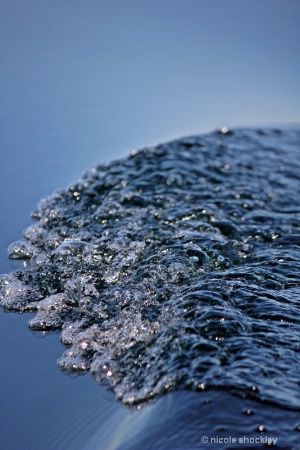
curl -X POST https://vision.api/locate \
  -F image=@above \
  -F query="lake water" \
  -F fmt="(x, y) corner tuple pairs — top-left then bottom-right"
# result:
(0, 1), (300, 449)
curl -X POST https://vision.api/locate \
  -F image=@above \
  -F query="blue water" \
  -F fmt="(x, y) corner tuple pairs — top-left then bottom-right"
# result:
(2, 127), (300, 450)
(0, 1), (300, 449)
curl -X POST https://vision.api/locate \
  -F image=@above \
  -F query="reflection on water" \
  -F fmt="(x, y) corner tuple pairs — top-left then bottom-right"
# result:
(1, 128), (300, 449)
(1, 1), (300, 449)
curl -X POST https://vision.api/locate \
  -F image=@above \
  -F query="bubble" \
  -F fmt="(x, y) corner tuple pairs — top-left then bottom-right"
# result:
(1, 128), (300, 409)
(28, 293), (67, 330)
(54, 240), (88, 256)
(0, 275), (39, 311)
(8, 240), (37, 259)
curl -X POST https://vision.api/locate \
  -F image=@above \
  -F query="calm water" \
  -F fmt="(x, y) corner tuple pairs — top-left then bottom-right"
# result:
(1, 1), (300, 449)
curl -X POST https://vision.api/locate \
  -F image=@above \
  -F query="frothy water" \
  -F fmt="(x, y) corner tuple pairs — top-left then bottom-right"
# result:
(1, 128), (300, 414)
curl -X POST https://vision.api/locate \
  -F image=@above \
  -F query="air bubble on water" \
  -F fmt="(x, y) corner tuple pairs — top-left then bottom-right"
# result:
(28, 293), (67, 330)
(1, 128), (300, 409)
(54, 240), (88, 256)
(8, 240), (37, 259)
(0, 275), (37, 310)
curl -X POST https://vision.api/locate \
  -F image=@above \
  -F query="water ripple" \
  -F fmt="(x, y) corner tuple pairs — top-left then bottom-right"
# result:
(1, 127), (299, 410)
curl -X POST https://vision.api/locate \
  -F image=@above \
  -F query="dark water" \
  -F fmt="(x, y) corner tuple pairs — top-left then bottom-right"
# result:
(1, 1), (300, 449)
(1, 128), (300, 448)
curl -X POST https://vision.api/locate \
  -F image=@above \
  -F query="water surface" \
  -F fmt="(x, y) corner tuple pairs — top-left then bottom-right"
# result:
(1, 128), (300, 449)
(1, 1), (300, 449)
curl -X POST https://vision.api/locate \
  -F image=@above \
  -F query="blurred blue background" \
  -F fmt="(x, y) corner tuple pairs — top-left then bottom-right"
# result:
(0, 1), (299, 448)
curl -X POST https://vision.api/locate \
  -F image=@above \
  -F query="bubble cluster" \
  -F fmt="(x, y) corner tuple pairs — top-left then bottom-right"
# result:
(1, 128), (300, 408)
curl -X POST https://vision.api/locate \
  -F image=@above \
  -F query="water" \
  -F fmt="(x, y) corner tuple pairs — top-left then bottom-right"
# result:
(1, 1), (300, 449)
(1, 127), (300, 449)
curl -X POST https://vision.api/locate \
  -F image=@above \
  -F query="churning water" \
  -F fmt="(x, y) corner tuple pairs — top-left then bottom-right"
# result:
(1, 128), (300, 446)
